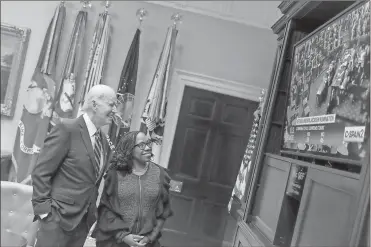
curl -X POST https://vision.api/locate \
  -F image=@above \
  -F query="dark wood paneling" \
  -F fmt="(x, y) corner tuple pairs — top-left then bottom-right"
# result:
(222, 104), (250, 126)
(291, 167), (359, 246)
(178, 128), (209, 179)
(209, 133), (244, 186)
(237, 2), (369, 247)
(358, 203), (370, 247)
(251, 156), (291, 243)
(189, 97), (216, 119)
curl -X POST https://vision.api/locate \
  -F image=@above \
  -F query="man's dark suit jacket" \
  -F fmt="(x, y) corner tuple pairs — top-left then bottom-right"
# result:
(31, 115), (111, 231)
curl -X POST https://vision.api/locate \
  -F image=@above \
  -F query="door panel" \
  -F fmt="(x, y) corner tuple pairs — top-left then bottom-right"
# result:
(222, 104), (251, 126)
(209, 133), (245, 187)
(163, 86), (258, 246)
(251, 156), (291, 242)
(189, 97), (216, 119)
(178, 128), (209, 179)
(291, 167), (359, 247)
(200, 200), (229, 240)
(165, 194), (195, 234)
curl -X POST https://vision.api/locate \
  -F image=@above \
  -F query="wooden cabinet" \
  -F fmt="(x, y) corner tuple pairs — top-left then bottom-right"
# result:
(291, 167), (360, 246)
(250, 155), (290, 243)
(233, 3), (369, 246)
(359, 203), (370, 247)
(234, 222), (266, 247)
(234, 153), (368, 247)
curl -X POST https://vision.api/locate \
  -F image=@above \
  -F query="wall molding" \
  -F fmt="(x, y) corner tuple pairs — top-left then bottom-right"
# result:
(160, 69), (264, 168)
(145, 1), (277, 30)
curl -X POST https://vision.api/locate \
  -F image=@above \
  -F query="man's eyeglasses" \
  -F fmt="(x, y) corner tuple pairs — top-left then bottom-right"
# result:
(134, 140), (153, 150)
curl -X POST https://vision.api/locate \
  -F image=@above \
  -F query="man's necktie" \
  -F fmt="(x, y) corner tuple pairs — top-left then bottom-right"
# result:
(94, 131), (103, 177)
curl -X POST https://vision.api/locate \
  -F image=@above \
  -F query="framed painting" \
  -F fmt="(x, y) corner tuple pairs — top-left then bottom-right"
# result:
(282, 1), (370, 163)
(1, 23), (30, 117)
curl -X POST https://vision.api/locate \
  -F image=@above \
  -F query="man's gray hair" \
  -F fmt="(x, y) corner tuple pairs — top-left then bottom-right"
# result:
(81, 84), (116, 112)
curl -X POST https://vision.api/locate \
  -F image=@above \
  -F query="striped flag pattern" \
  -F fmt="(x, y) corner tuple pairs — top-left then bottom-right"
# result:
(228, 90), (266, 212)
(77, 12), (111, 116)
(140, 26), (178, 164)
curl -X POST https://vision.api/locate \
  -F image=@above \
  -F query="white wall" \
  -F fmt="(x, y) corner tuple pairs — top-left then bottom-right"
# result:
(1, 1), (278, 153)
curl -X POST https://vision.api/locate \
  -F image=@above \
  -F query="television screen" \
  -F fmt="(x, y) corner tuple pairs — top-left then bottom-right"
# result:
(283, 2), (370, 162)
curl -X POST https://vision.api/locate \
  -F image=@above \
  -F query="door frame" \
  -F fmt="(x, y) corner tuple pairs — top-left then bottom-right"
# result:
(160, 69), (264, 169)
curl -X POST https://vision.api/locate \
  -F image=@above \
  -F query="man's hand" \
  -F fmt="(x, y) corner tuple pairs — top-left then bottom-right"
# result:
(31, 123), (69, 216)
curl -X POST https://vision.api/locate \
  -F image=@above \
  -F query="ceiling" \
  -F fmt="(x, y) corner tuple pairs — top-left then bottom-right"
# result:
(146, 1), (283, 30)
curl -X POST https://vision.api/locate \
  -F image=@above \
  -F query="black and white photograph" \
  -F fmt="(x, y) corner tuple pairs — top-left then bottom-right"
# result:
(0, 2), (370, 247)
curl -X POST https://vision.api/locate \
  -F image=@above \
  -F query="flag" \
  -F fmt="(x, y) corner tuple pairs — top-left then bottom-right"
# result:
(28, 9), (87, 178)
(77, 12), (111, 116)
(52, 9), (88, 126)
(140, 26), (178, 164)
(12, 3), (66, 182)
(228, 90), (266, 212)
(108, 28), (141, 150)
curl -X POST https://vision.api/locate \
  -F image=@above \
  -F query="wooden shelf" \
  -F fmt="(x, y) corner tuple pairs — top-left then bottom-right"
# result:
(280, 150), (363, 167)
(278, 89), (288, 94)
(271, 121), (284, 126)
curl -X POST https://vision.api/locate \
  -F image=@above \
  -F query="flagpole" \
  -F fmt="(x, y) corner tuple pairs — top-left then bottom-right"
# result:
(171, 12), (183, 30)
(139, 12), (182, 165)
(107, 8), (147, 155)
(136, 8), (148, 30)
(14, 2), (66, 181)
(104, 1), (111, 14)
(77, 1), (111, 116)
(159, 13), (182, 121)
(156, 13), (182, 163)
(227, 89), (266, 212)
(80, 0), (92, 9)
(50, 0), (89, 126)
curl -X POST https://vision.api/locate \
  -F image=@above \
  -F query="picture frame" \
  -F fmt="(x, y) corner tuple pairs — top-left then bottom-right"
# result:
(282, 1), (370, 163)
(1, 23), (30, 117)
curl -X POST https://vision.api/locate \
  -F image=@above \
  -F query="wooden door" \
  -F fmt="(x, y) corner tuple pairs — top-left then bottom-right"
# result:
(162, 86), (258, 246)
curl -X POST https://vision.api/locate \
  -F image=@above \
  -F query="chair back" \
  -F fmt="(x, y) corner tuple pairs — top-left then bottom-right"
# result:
(1, 181), (39, 246)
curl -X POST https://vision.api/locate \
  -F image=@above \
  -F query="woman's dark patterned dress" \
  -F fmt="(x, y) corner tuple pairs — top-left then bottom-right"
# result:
(93, 163), (173, 247)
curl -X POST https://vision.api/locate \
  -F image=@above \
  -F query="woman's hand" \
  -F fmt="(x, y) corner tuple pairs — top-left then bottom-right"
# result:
(122, 234), (146, 246)
(138, 236), (150, 245)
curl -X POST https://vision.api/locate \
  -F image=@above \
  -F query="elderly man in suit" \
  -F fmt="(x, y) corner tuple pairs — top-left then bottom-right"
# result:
(31, 84), (117, 247)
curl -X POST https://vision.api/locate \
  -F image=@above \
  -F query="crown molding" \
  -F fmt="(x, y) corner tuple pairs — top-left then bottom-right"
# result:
(271, 1), (324, 35)
(160, 69), (264, 168)
(278, 0), (298, 15)
(145, 1), (277, 30)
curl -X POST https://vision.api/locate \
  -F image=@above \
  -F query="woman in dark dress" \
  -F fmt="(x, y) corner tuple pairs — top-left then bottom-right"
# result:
(92, 131), (173, 247)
